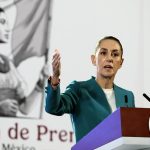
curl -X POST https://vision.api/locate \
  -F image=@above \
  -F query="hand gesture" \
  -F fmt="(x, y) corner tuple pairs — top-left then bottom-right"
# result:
(52, 49), (61, 78)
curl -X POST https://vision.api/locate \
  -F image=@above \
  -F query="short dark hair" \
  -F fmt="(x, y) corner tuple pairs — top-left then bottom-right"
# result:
(95, 36), (123, 57)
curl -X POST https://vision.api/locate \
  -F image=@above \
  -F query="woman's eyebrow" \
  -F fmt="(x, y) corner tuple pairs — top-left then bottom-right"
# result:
(100, 48), (108, 51)
(112, 49), (119, 52)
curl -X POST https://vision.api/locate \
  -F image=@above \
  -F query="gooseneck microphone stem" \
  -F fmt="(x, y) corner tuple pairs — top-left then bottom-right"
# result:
(124, 95), (128, 108)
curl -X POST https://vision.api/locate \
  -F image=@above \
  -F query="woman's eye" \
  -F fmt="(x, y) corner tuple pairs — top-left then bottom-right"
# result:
(112, 53), (119, 57)
(100, 51), (106, 55)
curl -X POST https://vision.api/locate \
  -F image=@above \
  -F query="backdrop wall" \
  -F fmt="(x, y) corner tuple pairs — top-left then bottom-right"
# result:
(1, 0), (150, 150)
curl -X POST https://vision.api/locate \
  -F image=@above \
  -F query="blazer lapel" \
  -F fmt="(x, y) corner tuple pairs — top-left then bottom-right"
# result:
(113, 84), (125, 108)
(90, 77), (112, 114)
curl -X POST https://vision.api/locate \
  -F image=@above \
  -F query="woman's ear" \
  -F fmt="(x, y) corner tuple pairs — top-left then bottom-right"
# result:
(119, 58), (124, 69)
(120, 58), (124, 66)
(91, 55), (96, 66)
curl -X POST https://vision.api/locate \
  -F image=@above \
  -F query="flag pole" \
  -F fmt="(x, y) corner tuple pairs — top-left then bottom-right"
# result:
(39, 0), (54, 119)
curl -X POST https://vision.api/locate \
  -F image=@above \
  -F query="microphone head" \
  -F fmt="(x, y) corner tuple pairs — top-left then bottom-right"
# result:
(124, 95), (128, 103)
(143, 93), (150, 102)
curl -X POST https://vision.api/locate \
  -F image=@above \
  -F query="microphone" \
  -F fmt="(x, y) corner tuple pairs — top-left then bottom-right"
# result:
(124, 95), (128, 107)
(143, 93), (150, 132)
(143, 93), (150, 102)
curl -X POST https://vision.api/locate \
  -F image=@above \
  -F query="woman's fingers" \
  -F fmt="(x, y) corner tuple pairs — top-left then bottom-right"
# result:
(52, 49), (61, 77)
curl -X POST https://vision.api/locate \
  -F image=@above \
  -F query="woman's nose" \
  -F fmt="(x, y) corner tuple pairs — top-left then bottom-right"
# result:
(106, 54), (113, 62)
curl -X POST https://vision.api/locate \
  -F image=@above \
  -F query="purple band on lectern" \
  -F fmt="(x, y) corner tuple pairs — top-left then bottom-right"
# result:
(72, 108), (122, 150)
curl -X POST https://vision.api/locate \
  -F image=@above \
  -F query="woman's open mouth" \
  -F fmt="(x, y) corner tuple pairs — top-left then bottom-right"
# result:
(104, 65), (113, 69)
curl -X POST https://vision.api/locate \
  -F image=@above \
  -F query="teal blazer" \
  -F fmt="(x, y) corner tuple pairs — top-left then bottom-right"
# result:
(45, 76), (135, 142)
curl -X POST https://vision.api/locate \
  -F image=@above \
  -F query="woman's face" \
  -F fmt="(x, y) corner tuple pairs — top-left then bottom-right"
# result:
(91, 39), (123, 79)
(0, 11), (10, 43)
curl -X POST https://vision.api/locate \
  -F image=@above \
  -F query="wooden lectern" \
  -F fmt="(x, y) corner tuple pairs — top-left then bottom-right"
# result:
(71, 107), (150, 150)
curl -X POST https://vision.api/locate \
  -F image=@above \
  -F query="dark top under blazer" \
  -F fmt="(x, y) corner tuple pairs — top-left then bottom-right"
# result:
(45, 76), (135, 142)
